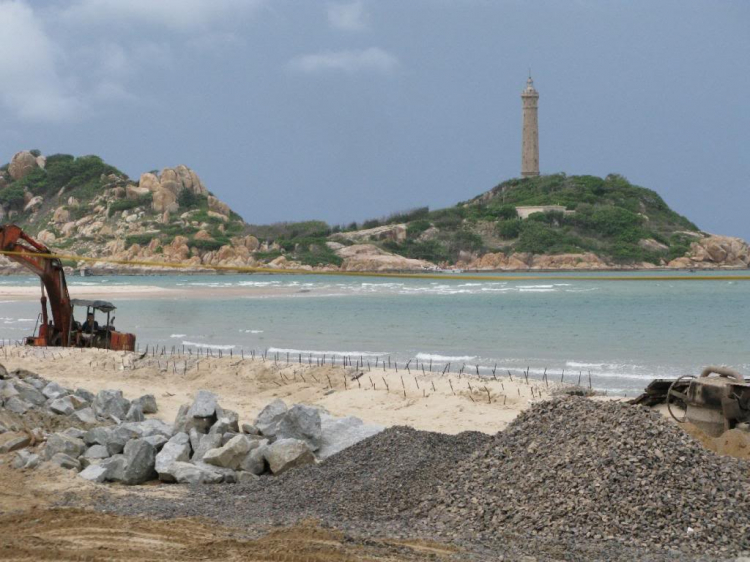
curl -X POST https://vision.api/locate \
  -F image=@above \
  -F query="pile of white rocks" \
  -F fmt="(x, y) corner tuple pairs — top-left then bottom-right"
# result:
(0, 364), (383, 485)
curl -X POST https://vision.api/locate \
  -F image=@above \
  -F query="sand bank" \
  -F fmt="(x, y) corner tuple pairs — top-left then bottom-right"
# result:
(0, 285), (169, 299)
(0, 346), (565, 434)
(0, 283), (345, 301)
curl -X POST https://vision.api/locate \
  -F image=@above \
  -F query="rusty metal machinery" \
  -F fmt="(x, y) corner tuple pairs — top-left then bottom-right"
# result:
(663, 367), (750, 437)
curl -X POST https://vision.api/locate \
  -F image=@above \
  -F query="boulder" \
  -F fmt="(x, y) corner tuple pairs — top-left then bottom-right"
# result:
(152, 188), (178, 213)
(11, 381), (45, 406)
(241, 423), (260, 435)
(0, 434), (31, 454)
(52, 207), (70, 223)
(317, 414), (384, 460)
(49, 396), (75, 416)
(221, 432), (240, 446)
(215, 405), (240, 428)
(126, 402), (145, 422)
(264, 438), (315, 475)
(84, 426), (112, 447)
(120, 439), (157, 485)
(44, 433), (85, 460)
(337, 244), (434, 272)
(8, 151), (39, 180)
(0, 380), (18, 399)
(193, 461), (237, 483)
(189, 427), (203, 452)
(203, 434), (255, 470)
(82, 445), (110, 460)
(62, 427), (86, 440)
(207, 195), (230, 217)
(79, 464), (108, 483)
(37, 230), (56, 244)
(42, 382), (69, 400)
(192, 432), (222, 462)
(237, 471), (260, 484)
(125, 185), (151, 200)
(143, 434), (168, 450)
(239, 439), (269, 475)
(24, 196), (43, 213)
(73, 407), (98, 425)
(132, 419), (173, 439)
(194, 229), (213, 241)
(189, 390), (219, 418)
(100, 455), (127, 481)
(93, 389), (130, 421)
(68, 395), (89, 410)
(50, 453), (81, 471)
(4, 396), (30, 414)
(74, 388), (95, 403)
(13, 450), (40, 470)
(167, 461), (223, 484)
(276, 404), (323, 451)
(139, 172), (160, 192)
(135, 394), (158, 414)
(105, 427), (137, 456)
(209, 416), (239, 436)
(155, 433), (191, 482)
(254, 399), (288, 438)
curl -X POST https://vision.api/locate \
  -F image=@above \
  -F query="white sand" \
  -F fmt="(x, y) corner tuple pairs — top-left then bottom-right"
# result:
(0, 285), (168, 298)
(0, 346), (567, 434)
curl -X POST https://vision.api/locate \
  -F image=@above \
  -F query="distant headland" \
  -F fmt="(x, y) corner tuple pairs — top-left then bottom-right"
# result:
(0, 149), (748, 274)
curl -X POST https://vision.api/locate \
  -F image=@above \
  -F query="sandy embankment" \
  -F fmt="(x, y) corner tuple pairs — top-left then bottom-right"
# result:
(0, 347), (560, 434)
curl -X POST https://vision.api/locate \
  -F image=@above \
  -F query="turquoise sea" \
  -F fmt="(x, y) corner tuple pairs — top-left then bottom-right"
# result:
(1, 271), (748, 396)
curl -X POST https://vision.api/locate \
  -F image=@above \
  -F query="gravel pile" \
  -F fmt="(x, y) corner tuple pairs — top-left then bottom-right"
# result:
(420, 397), (750, 557)
(186, 426), (491, 525)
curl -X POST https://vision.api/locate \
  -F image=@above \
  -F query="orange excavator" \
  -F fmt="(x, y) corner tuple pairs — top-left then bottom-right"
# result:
(0, 224), (136, 351)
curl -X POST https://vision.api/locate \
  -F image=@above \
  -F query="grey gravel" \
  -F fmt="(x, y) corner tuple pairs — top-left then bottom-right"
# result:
(96, 400), (750, 561)
(420, 397), (750, 558)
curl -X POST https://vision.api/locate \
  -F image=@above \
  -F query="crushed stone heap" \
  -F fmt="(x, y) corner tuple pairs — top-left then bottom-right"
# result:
(189, 426), (492, 525)
(420, 397), (750, 557)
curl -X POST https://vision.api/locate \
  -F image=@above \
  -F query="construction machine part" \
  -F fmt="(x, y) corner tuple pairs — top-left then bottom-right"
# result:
(666, 375), (696, 423)
(0, 224), (136, 351)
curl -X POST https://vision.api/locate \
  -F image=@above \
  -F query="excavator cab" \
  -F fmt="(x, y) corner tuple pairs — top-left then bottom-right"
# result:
(69, 299), (136, 351)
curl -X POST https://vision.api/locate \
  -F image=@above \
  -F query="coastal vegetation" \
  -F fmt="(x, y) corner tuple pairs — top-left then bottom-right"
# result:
(2, 149), (735, 270)
(335, 173), (701, 265)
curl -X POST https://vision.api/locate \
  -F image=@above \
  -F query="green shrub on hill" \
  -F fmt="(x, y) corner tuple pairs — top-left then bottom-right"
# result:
(108, 193), (153, 217)
(0, 185), (25, 210)
(125, 234), (155, 248)
(497, 219), (522, 239)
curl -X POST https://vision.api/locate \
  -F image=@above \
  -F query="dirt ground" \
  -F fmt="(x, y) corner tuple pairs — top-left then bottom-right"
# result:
(0, 462), (459, 562)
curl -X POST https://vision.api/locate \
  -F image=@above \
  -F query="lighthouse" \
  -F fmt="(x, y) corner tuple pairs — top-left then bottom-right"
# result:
(521, 74), (540, 177)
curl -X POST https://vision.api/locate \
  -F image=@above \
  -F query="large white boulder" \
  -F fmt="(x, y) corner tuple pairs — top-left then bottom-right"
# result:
(264, 438), (315, 475)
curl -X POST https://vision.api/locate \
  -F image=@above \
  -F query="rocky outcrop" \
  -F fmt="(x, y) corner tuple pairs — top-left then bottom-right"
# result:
(8, 151), (39, 180)
(140, 165), (210, 214)
(465, 251), (608, 271)
(337, 244), (435, 272)
(334, 224), (407, 244)
(667, 235), (750, 269)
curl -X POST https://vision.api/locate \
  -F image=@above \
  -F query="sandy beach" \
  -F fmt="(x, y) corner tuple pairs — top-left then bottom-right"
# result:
(0, 346), (552, 434)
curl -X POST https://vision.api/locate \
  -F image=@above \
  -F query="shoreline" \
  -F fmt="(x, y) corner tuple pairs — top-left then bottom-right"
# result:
(0, 347), (573, 434)
(2, 265), (749, 277)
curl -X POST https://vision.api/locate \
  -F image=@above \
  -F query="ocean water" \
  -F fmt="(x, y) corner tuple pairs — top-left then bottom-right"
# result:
(1, 271), (749, 396)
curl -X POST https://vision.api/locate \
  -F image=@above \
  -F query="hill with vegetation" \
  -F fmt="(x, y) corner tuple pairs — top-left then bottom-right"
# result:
(332, 173), (701, 266)
(1, 150), (747, 272)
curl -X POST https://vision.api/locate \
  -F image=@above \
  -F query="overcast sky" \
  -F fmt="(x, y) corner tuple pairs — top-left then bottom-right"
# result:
(1, 1), (748, 238)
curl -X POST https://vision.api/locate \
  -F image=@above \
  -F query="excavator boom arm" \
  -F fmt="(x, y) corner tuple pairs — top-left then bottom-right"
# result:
(0, 224), (72, 345)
